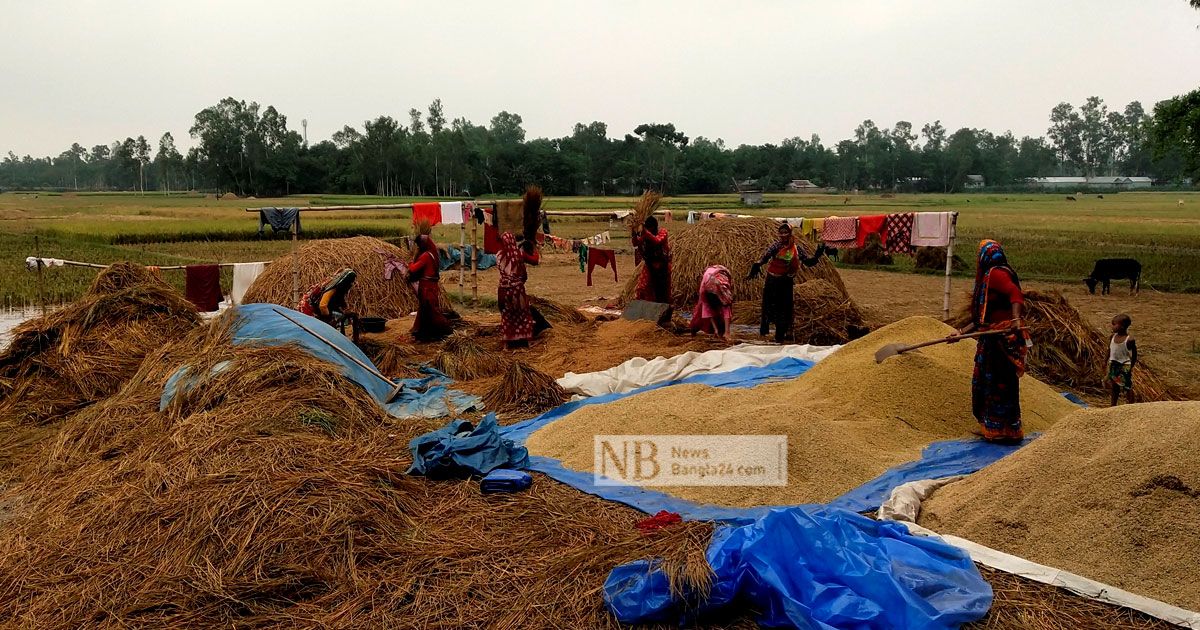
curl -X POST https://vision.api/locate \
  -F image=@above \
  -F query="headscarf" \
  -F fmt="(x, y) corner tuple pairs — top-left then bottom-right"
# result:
(644, 215), (659, 234)
(701, 265), (734, 305)
(324, 268), (356, 294)
(415, 234), (437, 255)
(971, 239), (1021, 326)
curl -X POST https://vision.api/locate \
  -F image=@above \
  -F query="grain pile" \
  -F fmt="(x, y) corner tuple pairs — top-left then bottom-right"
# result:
(242, 235), (450, 319)
(527, 317), (1076, 508)
(951, 290), (1176, 401)
(619, 217), (846, 309)
(732, 278), (869, 344)
(919, 401), (1200, 612)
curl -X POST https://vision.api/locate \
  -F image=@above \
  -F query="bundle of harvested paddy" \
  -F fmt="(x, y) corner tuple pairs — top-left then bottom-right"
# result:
(482, 360), (566, 416)
(528, 294), (587, 324)
(431, 331), (507, 380)
(915, 246), (967, 272)
(620, 217), (846, 309)
(0, 262), (200, 433)
(731, 278), (868, 345)
(0, 310), (719, 628)
(242, 235), (450, 320)
(357, 338), (420, 379)
(523, 185), (543, 242)
(626, 190), (663, 230)
(840, 233), (893, 266)
(919, 401), (1200, 612)
(950, 290), (1176, 401)
(527, 317), (1076, 509)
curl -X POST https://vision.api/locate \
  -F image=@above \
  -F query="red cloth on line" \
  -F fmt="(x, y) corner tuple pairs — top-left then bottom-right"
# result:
(636, 510), (682, 534)
(586, 247), (618, 286)
(856, 214), (887, 248)
(484, 224), (501, 254)
(412, 202), (441, 227)
(883, 213), (915, 254)
(184, 264), (222, 312)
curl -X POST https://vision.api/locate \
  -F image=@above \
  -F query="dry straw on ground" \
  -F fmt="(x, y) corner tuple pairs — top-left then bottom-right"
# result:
(431, 331), (507, 380)
(528, 295), (587, 324)
(528, 317), (1077, 508)
(732, 278), (868, 345)
(243, 235), (450, 319)
(920, 401), (1200, 612)
(482, 360), (566, 416)
(621, 217), (846, 309)
(951, 289), (1176, 401)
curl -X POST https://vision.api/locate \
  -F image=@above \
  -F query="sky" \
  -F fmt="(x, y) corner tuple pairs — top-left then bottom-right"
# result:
(2, 0), (1199, 157)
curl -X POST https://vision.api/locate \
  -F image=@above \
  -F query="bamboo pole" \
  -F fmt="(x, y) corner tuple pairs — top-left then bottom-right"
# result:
(458, 223), (465, 299)
(34, 236), (46, 317)
(23, 259), (268, 271)
(243, 201), (500, 213)
(943, 212), (958, 321)
(290, 220), (300, 307)
(471, 214), (479, 304)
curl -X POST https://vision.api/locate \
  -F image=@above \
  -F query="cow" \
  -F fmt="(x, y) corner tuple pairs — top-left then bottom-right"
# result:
(1066, 196), (1077, 201)
(1084, 259), (1141, 295)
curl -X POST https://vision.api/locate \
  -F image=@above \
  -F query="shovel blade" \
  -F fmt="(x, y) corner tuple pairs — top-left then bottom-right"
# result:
(385, 382), (405, 404)
(874, 343), (907, 364)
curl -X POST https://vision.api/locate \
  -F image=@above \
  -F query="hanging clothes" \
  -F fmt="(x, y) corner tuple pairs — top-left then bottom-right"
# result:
(230, 262), (266, 305)
(856, 214), (887, 248)
(586, 247), (618, 286)
(910, 212), (953, 247)
(412, 202), (441, 227)
(257, 207), (301, 235)
(184, 265), (222, 312)
(821, 216), (857, 248)
(884, 213), (916, 254)
(438, 201), (465, 225)
(483, 207), (501, 255)
(578, 244), (588, 272)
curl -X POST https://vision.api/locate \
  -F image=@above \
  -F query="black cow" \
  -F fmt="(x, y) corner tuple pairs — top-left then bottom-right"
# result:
(1084, 259), (1141, 295)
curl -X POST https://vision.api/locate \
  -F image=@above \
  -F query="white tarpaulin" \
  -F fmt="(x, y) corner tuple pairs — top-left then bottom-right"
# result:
(556, 343), (840, 398)
(880, 477), (1200, 628)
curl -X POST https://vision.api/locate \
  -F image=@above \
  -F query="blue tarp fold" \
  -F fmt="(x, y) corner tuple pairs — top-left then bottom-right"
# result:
(440, 244), (496, 271)
(407, 413), (530, 479)
(605, 506), (993, 629)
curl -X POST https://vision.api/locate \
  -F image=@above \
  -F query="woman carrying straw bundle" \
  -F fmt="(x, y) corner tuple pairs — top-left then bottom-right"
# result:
(405, 234), (452, 342)
(631, 215), (670, 303)
(690, 265), (734, 341)
(748, 222), (824, 343)
(950, 239), (1030, 443)
(496, 232), (547, 349)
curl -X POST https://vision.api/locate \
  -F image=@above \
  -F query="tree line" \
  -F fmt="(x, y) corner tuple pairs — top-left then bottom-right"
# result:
(2, 90), (1197, 197)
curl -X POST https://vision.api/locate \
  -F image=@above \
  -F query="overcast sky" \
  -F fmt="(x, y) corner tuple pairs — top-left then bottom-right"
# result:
(3, 0), (1198, 156)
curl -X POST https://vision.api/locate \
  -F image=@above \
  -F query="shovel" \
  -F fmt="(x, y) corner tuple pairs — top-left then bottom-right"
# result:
(874, 327), (1027, 364)
(272, 307), (406, 403)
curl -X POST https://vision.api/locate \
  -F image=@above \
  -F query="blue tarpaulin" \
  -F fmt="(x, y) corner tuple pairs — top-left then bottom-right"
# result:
(160, 304), (481, 419)
(407, 413), (530, 479)
(440, 244), (496, 271)
(604, 506), (993, 629)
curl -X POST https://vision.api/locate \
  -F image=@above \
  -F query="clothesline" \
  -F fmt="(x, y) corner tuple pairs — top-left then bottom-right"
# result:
(25, 257), (272, 271)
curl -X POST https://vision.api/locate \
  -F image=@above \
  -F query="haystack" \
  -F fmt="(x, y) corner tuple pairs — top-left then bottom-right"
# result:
(950, 290), (1176, 401)
(242, 236), (449, 319)
(914, 246), (966, 272)
(620, 217), (846, 309)
(482, 360), (566, 416)
(840, 234), (893, 266)
(919, 401), (1200, 612)
(0, 310), (716, 628)
(0, 263), (200, 436)
(732, 279), (868, 345)
(219, 191), (238, 200)
(431, 331), (507, 380)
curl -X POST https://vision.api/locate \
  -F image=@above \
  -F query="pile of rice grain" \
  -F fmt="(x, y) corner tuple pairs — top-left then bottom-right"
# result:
(918, 401), (1200, 612)
(527, 317), (1077, 508)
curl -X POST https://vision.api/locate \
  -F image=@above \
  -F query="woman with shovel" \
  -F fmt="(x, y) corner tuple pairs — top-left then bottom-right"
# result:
(951, 239), (1030, 443)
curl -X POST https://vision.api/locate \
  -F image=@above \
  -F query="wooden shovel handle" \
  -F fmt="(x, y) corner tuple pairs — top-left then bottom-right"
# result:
(900, 327), (1028, 354)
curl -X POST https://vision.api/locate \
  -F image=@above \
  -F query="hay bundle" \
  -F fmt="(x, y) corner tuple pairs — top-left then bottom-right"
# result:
(732, 279), (868, 345)
(621, 217), (846, 309)
(219, 191), (238, 200)
(0, 263), (200, 431)
(626, 190), (663, 230)
(482, 360), (566, 415)
(950, 290), (1177, 401)
(914, 246), (967, 272)
(523, 185), (543, 242)
(357, 337), (419, 379)
(431, 331), (506, 380)
(242, 236), (450, 319)
(840, 233), (893, 266)
(528, 295), (587, 324)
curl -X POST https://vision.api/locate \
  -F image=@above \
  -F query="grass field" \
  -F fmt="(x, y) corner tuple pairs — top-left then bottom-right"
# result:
(1, 190), (1197, 304)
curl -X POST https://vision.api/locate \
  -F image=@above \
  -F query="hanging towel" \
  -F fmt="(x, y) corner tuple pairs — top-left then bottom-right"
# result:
(24, 257), (66, 269)
(480, 469), (533, 494)
(258, 207), (301, 235)
(884, 213), (916, 254)
(185, 265), (222, 312)
(821, 216), (857, 248)
(231, 262), (266, 305)
(484, 223), (501, 254)
(438, 201), (464, 225)
(412, 202), (441, 227)
(784, 218), (805, 230)
(856, 214), (887, 248)
(910, 212), (953, 247)
(808, 217), (825, 234)
(579, 243), (588, 273)
(587, 247), (618, 286)
(461, 201), (475, 224)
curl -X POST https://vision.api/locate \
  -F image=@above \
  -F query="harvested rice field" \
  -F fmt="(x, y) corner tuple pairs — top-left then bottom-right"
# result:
(527, 317), (1078, 507)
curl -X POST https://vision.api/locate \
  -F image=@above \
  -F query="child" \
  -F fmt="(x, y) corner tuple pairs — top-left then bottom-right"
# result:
(1108, 313), (1138, 406)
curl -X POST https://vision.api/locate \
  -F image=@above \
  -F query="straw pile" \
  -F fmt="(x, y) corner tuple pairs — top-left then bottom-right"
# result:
(482, 360), (567, 416)
(357, 335), (419, 379)
(841, 233), (893, 266)
(432, 331), (507, 380)
(950, 290), (1176, 401)
(915, 246), (967, 272)
(529, 295), (587, 324)
(0, 263), (200, 438)
(620, 217), (847, 309)
(527, 317), (1076, 508)
(0, 312), (721, 627)
(919, 401), (1200, 612)
(970, 565), (1176, 629)
(732, 278), (869, 345)
(243, 236), (450, 319)
(626, 190), (663, 229)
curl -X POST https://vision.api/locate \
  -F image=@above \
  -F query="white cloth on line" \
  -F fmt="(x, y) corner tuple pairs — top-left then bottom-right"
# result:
(910, 212), (953, 247)
(439, 201), (465, 225)
(785, 218), (805, 229)
(556, 342), (840, 398)
(25, 257), (65, 269)
(231, 262), (267, 305)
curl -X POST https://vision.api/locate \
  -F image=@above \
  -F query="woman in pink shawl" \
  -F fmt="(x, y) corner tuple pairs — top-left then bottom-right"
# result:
(690, 265), (733, 341)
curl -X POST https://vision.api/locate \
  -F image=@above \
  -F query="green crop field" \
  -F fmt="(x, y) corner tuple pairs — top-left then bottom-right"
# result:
(1, 191), (1197, 306)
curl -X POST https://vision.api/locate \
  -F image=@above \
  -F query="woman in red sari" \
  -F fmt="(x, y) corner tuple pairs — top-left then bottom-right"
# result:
(496, 232), (542, 348)
(631, 215), (670, 303)
(406, 235), (452, 342)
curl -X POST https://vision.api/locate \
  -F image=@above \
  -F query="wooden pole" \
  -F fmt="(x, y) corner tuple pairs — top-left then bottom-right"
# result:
(291, 220), (300, 307)
(943, 212), (958, 321)
(458, 223), (466, 299)
(34, 236), (46, 317)
(471, 213), (479, 304)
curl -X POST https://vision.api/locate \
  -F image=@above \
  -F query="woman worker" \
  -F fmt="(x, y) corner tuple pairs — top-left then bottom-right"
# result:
(748, 222), (825, 343)
(405, 234), (453, 342)
(690, 265), (734, 341)
(631, 215), (670, 303)
(300, 267), (359, 338)
(951, 239), (1030, 443)
(496, 232), (548, 349)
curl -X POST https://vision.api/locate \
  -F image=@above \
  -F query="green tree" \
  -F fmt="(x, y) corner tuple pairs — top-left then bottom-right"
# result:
(1151, 88), (1200, 181)
(155, 132), (183, 193)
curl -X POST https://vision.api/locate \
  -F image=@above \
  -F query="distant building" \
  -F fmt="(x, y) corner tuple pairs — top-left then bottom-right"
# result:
(1027, 176), (1154, 190)
(735, 178), (764, 206)
(965, 175), (985, 189)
